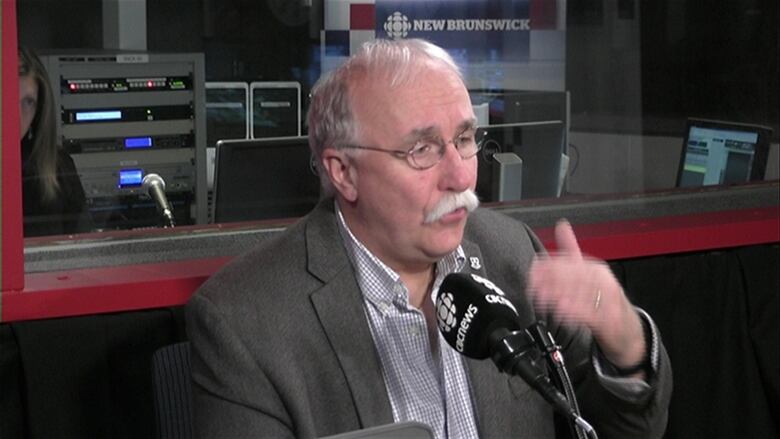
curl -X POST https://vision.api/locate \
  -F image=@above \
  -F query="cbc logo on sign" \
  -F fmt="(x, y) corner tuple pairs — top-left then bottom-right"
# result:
(437, 292), (458, 333)
(384, 12), (411, 39)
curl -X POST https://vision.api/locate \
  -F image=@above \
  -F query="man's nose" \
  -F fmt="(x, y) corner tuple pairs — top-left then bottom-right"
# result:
(438, 140), (476, 192)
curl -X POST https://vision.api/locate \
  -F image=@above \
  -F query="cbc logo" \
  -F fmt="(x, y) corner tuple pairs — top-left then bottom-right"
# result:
(384, 12), (411, 39)
(437, 292), (458, 333)
(471, 273), (506, 296)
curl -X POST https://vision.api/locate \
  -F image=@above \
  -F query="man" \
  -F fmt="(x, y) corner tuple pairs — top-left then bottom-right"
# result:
(186, 38), (672, 438)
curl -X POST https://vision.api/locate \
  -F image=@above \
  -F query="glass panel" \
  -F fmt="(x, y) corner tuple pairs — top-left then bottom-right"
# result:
(15, 0), (778, 247)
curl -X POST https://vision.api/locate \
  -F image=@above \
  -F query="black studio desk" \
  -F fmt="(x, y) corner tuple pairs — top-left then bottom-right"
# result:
(1, 182), (778, 438)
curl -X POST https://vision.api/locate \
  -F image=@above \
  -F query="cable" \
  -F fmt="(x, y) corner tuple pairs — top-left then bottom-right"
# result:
(567, 142), (581, 177)
(528, 322), (595, 439)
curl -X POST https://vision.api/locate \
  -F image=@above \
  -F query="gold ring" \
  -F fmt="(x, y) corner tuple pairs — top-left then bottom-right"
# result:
(594, 289), (602, 310)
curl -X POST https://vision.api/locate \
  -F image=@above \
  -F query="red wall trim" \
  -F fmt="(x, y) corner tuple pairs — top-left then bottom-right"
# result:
(1, 206), (777, 323)
(3, 257), (231, 322)
(539, 206), (780, 260)
(2, 1), (25, 295)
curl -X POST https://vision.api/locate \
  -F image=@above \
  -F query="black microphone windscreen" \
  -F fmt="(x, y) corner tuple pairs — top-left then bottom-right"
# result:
(437, 274), (584, 424)
(436, 273), (524, 359)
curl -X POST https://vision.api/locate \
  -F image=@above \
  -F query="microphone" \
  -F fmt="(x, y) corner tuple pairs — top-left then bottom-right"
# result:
(142, 173), (175, 227)
(436, 272), (525, 358)
(436, 273), (596, 436)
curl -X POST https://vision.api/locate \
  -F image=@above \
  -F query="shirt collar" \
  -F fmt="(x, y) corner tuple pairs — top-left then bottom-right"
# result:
(335, 201), (466, 308)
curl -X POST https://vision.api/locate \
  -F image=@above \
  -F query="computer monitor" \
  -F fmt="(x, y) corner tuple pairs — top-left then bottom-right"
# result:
(212, 136), (320, 223)
(250, 81), (301, 138)
(476, 121), (567, 201)
(469, 90), (570, 127)
(676, 118), (772, 187)
(205, 82), (250, 148)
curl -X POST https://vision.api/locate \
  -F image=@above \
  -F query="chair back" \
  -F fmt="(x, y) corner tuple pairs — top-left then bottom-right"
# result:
(152, 341), (192, 439)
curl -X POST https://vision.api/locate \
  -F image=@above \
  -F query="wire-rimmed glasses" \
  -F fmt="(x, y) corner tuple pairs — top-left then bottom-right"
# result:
(343, 126), (486, 170)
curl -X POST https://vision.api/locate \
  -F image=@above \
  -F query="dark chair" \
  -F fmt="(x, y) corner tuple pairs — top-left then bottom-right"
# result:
(152, 341), (193, 439)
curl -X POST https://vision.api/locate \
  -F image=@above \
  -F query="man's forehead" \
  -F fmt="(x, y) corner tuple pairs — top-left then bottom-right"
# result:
(351, 68), (473, 138)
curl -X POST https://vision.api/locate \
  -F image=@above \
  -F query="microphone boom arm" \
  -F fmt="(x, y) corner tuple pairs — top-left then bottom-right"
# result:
(491, 326), (597, 439)
(491, 329), (577, 419)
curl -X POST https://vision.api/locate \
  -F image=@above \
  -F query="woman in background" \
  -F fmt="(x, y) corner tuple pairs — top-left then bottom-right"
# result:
(19, 47), (92, 237)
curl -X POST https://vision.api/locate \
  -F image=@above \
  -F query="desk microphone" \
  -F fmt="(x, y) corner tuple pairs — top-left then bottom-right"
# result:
(436, 273), (597, 438)
(142, 173), (175, 228)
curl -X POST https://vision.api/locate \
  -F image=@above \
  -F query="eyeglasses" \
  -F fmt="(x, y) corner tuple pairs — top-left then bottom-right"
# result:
(343, 127), (486, 170)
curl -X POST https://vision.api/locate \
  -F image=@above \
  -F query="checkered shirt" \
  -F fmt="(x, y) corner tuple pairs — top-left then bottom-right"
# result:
(336, 206), (480, 439)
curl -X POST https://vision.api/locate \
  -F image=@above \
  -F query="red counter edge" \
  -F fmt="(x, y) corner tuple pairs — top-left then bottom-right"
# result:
(2, 206), (778, 323)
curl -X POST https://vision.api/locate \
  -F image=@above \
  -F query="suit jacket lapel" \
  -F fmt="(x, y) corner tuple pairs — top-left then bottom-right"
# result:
(302, 203), (533, 435)
(305, 201), (394, 428)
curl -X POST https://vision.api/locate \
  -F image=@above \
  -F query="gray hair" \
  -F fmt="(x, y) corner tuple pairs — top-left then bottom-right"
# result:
(306, 38), (463, 194)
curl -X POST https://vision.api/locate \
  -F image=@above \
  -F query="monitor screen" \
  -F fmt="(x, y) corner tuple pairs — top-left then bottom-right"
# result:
(205, 82), (249, 148)
(213, 136), (321, 223)
(250, 82), (301, 139)
(476, 121), (567, 201)
(676, 118), (772, 187)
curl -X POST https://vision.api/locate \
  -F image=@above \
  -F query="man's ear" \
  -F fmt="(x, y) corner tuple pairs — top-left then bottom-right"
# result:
(321, 148), (358, 202)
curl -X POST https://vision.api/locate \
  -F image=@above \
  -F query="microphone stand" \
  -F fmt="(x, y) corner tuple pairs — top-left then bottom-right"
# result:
(527, 322), (596, 439)
(491, 329), (598, 439)
(159, 206), (176, 228)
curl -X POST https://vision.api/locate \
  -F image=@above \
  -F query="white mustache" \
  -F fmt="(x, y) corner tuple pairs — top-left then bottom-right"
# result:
(424, 190), (480, 224)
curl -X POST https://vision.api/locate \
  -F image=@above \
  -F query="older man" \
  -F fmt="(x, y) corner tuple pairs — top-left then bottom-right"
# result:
(186, 38), (671, 438)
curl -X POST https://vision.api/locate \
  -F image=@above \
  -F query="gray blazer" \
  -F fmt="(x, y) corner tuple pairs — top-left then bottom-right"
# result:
(186, 199), (671, 438)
